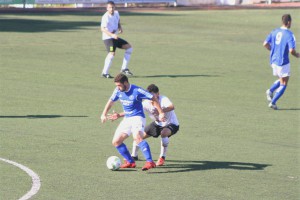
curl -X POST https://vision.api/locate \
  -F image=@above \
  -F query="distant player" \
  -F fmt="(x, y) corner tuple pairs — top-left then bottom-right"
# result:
(131, 84), (180, 166)
(100, 1), (133, 78)
(264, 14), (299, 110)
(101, 74), (165, 171)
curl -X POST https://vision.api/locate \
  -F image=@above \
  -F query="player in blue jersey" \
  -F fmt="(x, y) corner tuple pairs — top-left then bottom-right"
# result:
(263, 14), (299, 110)
(101, 73), (166, 171)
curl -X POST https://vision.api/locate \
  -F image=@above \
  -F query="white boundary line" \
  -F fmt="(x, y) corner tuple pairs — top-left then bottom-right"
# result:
(0, 157), (41, 200)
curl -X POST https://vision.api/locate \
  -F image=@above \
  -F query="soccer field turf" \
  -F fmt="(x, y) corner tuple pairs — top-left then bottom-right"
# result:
(0, 8), (299, 200)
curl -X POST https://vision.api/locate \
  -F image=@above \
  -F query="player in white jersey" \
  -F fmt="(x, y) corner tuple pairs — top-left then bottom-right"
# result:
(131, 84), (179, 166)
(101, 74), (166, 171)
(263, 14), (299, 110)
(100, 1), (133, 78)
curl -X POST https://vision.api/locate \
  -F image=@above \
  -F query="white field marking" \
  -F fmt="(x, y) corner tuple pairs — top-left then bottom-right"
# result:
(0, 157), (41, 200)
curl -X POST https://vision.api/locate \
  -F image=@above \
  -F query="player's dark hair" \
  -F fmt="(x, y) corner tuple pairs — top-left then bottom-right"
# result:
(107, 1), (115, 5)
(282, 14), (292, 26)
(147, 84), (159, 93)
(114, 73), (128, 84)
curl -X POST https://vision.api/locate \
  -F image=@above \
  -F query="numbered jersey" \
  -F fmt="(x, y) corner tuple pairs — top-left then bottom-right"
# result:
(265, 27), (296, 66)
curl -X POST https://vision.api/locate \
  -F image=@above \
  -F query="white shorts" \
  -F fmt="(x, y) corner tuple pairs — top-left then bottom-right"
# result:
(115, 116), (146, 137)
(271, 63), (290, 78)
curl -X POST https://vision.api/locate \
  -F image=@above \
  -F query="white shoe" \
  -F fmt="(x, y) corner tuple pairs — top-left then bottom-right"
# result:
(266, 89), (273, 102)
(268, 102), (278, 110)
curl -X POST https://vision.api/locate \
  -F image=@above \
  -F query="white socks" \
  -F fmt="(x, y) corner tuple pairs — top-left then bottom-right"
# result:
(102, 53), (114, 74)
(121, 47), (133, 70)
(160, 137), (169, 158)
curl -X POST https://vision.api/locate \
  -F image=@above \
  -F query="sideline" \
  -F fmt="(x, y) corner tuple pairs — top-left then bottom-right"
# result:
(0, 157), (41, 200)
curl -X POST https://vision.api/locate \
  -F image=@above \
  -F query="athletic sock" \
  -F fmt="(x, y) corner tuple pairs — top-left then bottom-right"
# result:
(270, 80), (280, 93)
(131, 140), (139, 157)
(137, 140), (153, 162)
(271, 85), (287, 104)
(116, 143), (134, 163)
(160, 137), (169, 158)
(121, 47), (132, 70)
(102, 53), (114, 74)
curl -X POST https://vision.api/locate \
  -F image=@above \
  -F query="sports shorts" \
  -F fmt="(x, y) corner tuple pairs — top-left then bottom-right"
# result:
(114, 116), (146, 137)
(271, 63), (290, 78)
(103, 38), (128, 53)
(145, 121), (179, 138)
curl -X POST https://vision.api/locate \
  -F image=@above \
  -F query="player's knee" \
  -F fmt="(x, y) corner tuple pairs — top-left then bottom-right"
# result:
(125, 47), (133, 54)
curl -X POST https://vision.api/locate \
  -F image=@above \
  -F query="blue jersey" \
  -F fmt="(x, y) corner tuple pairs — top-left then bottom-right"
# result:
(265, 27), (296, 66)
(110, 84), (153, 118)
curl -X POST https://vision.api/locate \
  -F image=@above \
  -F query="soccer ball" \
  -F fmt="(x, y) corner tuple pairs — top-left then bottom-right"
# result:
(106, 156), (121, 171)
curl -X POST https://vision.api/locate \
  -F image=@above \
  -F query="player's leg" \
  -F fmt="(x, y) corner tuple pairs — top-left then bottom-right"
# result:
(116, 38), (133, 75)
(270, 77), (288, 109)
(156, 128), (171, 166)
(113, 119), (136, 168)
(157, 124), (179, 166)
(102, 39), (115, 78)
(131, 132), (149, 160)
(131, 117), (155, 170)
(269, 64), (290, 109)
(266, 79), (280, 101)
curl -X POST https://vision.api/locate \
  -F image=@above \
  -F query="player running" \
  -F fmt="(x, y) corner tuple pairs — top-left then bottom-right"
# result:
(264, 14), (299, 110)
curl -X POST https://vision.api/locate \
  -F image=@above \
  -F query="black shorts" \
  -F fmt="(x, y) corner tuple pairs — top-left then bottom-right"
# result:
(103, 38), (128, 53)
(144, 121), (179, 138)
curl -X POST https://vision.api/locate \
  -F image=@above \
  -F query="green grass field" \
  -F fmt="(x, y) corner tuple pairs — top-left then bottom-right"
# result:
(0, 7), (299, 200)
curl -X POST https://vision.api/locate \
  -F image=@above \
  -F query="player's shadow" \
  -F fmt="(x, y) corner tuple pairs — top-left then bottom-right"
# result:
(0, 115), (88, 119)
(277, 108), (300, 111)
(132, 74), (219, 78)
(150, 160), (270, 174)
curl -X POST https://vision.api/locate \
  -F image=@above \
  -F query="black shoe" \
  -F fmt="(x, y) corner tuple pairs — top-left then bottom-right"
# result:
(102, 74), (113, 78)
(132, 156), (139, 161)
(121, 69), (133, 76)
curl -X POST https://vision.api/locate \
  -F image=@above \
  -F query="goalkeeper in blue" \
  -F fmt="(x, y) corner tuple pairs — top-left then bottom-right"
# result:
(101, 73), (166, 171)
(263, 14), (299, 110)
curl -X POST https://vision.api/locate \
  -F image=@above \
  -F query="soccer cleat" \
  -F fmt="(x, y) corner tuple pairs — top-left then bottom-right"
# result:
(268, 102), (278, 110)
(142, 161), (156, 171)
(102, 74), (114, 79)
(266, 89), (273, 102)
(156, 157), (165, 166)
(131, 156), (139, 161)
(121, 69), (133, 76)
(120, 160), (136, 169)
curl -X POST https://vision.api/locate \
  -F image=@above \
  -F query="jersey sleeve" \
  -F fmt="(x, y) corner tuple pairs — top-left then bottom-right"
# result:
(101, 14), (108, 28)
(288, 33), (296, 50)
(161, 96), (172, 108)
(110, 88), (119, 102)
(136, 87), (153, 101)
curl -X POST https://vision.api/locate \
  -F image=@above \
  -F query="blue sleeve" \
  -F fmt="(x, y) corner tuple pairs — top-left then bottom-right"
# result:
(136, 88), (153, 102)
(287, 32), (296, 50)
(110, 88), (119, 102)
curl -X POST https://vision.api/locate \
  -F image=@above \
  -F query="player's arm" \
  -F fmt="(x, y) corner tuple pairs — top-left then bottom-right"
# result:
(151, 96), (166, 122)
(263, 41), (271, 51)
(101, 100), (114, 123)
(290, 48), (300, 58)
(101, 26), (118, 39)
(163, 104), (175, 113)
(118, 21), (123, 34)
(108, 111), (125, 121)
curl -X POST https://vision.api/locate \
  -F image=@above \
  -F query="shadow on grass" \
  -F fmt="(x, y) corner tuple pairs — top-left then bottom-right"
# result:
(0, 18), (99, 32)
(0, 115), (88, 119)
(132, 74), (219, 78)
(150, 160), (270, 173)
(278, 108), (300, 111)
